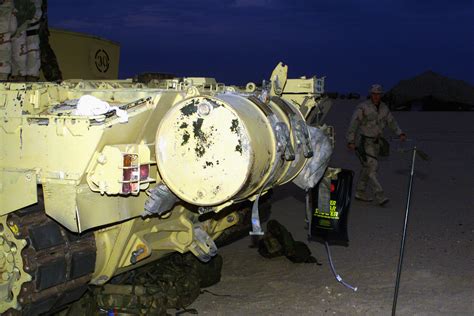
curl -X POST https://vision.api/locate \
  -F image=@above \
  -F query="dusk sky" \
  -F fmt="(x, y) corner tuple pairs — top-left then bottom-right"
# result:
(49, 0), (473, 93)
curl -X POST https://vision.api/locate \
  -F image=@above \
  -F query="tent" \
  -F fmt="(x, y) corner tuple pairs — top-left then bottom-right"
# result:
(383, 71), (474, 111)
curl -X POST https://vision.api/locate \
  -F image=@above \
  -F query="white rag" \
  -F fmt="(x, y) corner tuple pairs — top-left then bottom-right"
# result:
(73, 95), (128, 123)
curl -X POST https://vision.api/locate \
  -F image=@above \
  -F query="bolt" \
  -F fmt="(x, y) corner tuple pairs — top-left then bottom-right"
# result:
(97, 154), (107, 164)
(24, 266), (29, 271)
(226, 215), (235, 223)
(197, 102), (211, 116)
(23, 287), (27, 292)
(130, 247), (145, 264)
(9, 221), (14, 226)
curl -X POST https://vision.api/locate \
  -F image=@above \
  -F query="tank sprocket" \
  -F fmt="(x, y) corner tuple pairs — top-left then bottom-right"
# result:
(0, 215), (32, 312)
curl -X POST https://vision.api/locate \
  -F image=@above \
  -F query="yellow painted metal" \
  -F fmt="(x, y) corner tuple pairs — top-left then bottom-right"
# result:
(184, 77), (218, 87)
(281, 77), (320, 118)
(87, 146), (124, 195)
(156, 94), (281, 206)
(87, 144), (153, 195)
(45, 28), (120, 80)
(284, 78), (316, 94)
(91, 204), (238, 284)
(269, 62), (288, 96)
(0, 82), (187, 230)
(0, 170), (37, 214)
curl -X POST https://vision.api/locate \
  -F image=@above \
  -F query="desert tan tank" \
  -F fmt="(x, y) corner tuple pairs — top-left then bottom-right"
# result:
(44, 28), (121, 80)
(0, 64), (326, 314)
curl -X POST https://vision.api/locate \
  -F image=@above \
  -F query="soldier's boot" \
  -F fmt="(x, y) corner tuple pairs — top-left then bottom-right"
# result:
(354, 191), (373, 202)
(375, 191), (389, 206)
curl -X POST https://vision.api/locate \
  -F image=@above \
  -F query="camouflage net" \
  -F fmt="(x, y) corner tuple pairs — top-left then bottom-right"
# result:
(60, 253), (223, 316)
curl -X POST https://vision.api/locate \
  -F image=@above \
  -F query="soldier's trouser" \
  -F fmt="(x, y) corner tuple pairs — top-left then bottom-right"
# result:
(356, 141), (384, 196)
(11, 31), (27, 76)
(12, 27), (40, 77)
(0, 8), (16, 78)
(0, 35), (11, 79)
(25, 30), (40, 77)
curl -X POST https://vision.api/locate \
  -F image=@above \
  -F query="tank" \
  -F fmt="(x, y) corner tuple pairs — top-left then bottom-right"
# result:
(0, 64), (326, 314)
(45, 28), (121, 80)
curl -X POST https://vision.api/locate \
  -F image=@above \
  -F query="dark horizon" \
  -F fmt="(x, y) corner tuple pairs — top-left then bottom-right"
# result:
(49, 0), (474, 94)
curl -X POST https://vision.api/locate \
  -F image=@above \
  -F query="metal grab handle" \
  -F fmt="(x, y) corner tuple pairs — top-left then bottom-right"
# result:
(275, 122), (295, 161)
(295, 120), (314, 158)
(271, 96), (313, 158)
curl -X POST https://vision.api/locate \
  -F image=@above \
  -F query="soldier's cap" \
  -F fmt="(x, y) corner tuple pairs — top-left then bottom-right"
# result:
(369, 84), (384, 94)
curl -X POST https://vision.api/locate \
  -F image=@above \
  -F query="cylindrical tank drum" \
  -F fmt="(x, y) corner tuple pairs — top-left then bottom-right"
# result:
(155, 94), (308, 206)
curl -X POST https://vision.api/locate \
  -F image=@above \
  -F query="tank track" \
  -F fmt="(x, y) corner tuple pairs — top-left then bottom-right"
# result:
(4, 203), (96, 316)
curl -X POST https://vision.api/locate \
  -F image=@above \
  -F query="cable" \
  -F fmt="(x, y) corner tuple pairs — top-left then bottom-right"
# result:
(324, 241), (358, 292)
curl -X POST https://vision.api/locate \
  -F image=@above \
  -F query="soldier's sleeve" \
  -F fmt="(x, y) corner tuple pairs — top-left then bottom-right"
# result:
(386, 110), (402, 136)
(346, 107), (362, 143)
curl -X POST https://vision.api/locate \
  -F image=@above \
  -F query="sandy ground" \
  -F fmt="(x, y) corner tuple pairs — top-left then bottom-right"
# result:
(188, 100), (474, 315)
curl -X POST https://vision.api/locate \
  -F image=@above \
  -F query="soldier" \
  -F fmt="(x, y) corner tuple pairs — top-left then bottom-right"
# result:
(11, 0), (42, 81)
(346, 84), (406, 205)
(0, 0), (17, 80)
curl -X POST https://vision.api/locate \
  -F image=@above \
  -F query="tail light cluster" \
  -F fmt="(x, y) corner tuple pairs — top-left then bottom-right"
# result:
(87, 144), (155, 196)
(121, 153), (153, 194)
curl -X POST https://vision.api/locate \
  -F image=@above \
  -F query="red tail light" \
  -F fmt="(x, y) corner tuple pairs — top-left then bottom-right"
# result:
(122, 154), (139, 194)
(120, 153), (152, 194)
(140, 164), (149, 181)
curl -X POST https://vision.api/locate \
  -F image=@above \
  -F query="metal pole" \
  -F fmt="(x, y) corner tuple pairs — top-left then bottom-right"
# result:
(392, 146), (417, 316)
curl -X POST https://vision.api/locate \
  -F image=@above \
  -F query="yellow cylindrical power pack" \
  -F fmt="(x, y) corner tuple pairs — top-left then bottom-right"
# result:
(155, 94), (309, 206)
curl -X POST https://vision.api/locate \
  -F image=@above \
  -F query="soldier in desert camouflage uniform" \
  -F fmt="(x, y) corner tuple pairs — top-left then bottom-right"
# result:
(0, 0), (16, 80)
(346, 84), (406, 205)
(10, 0), (42, 81)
